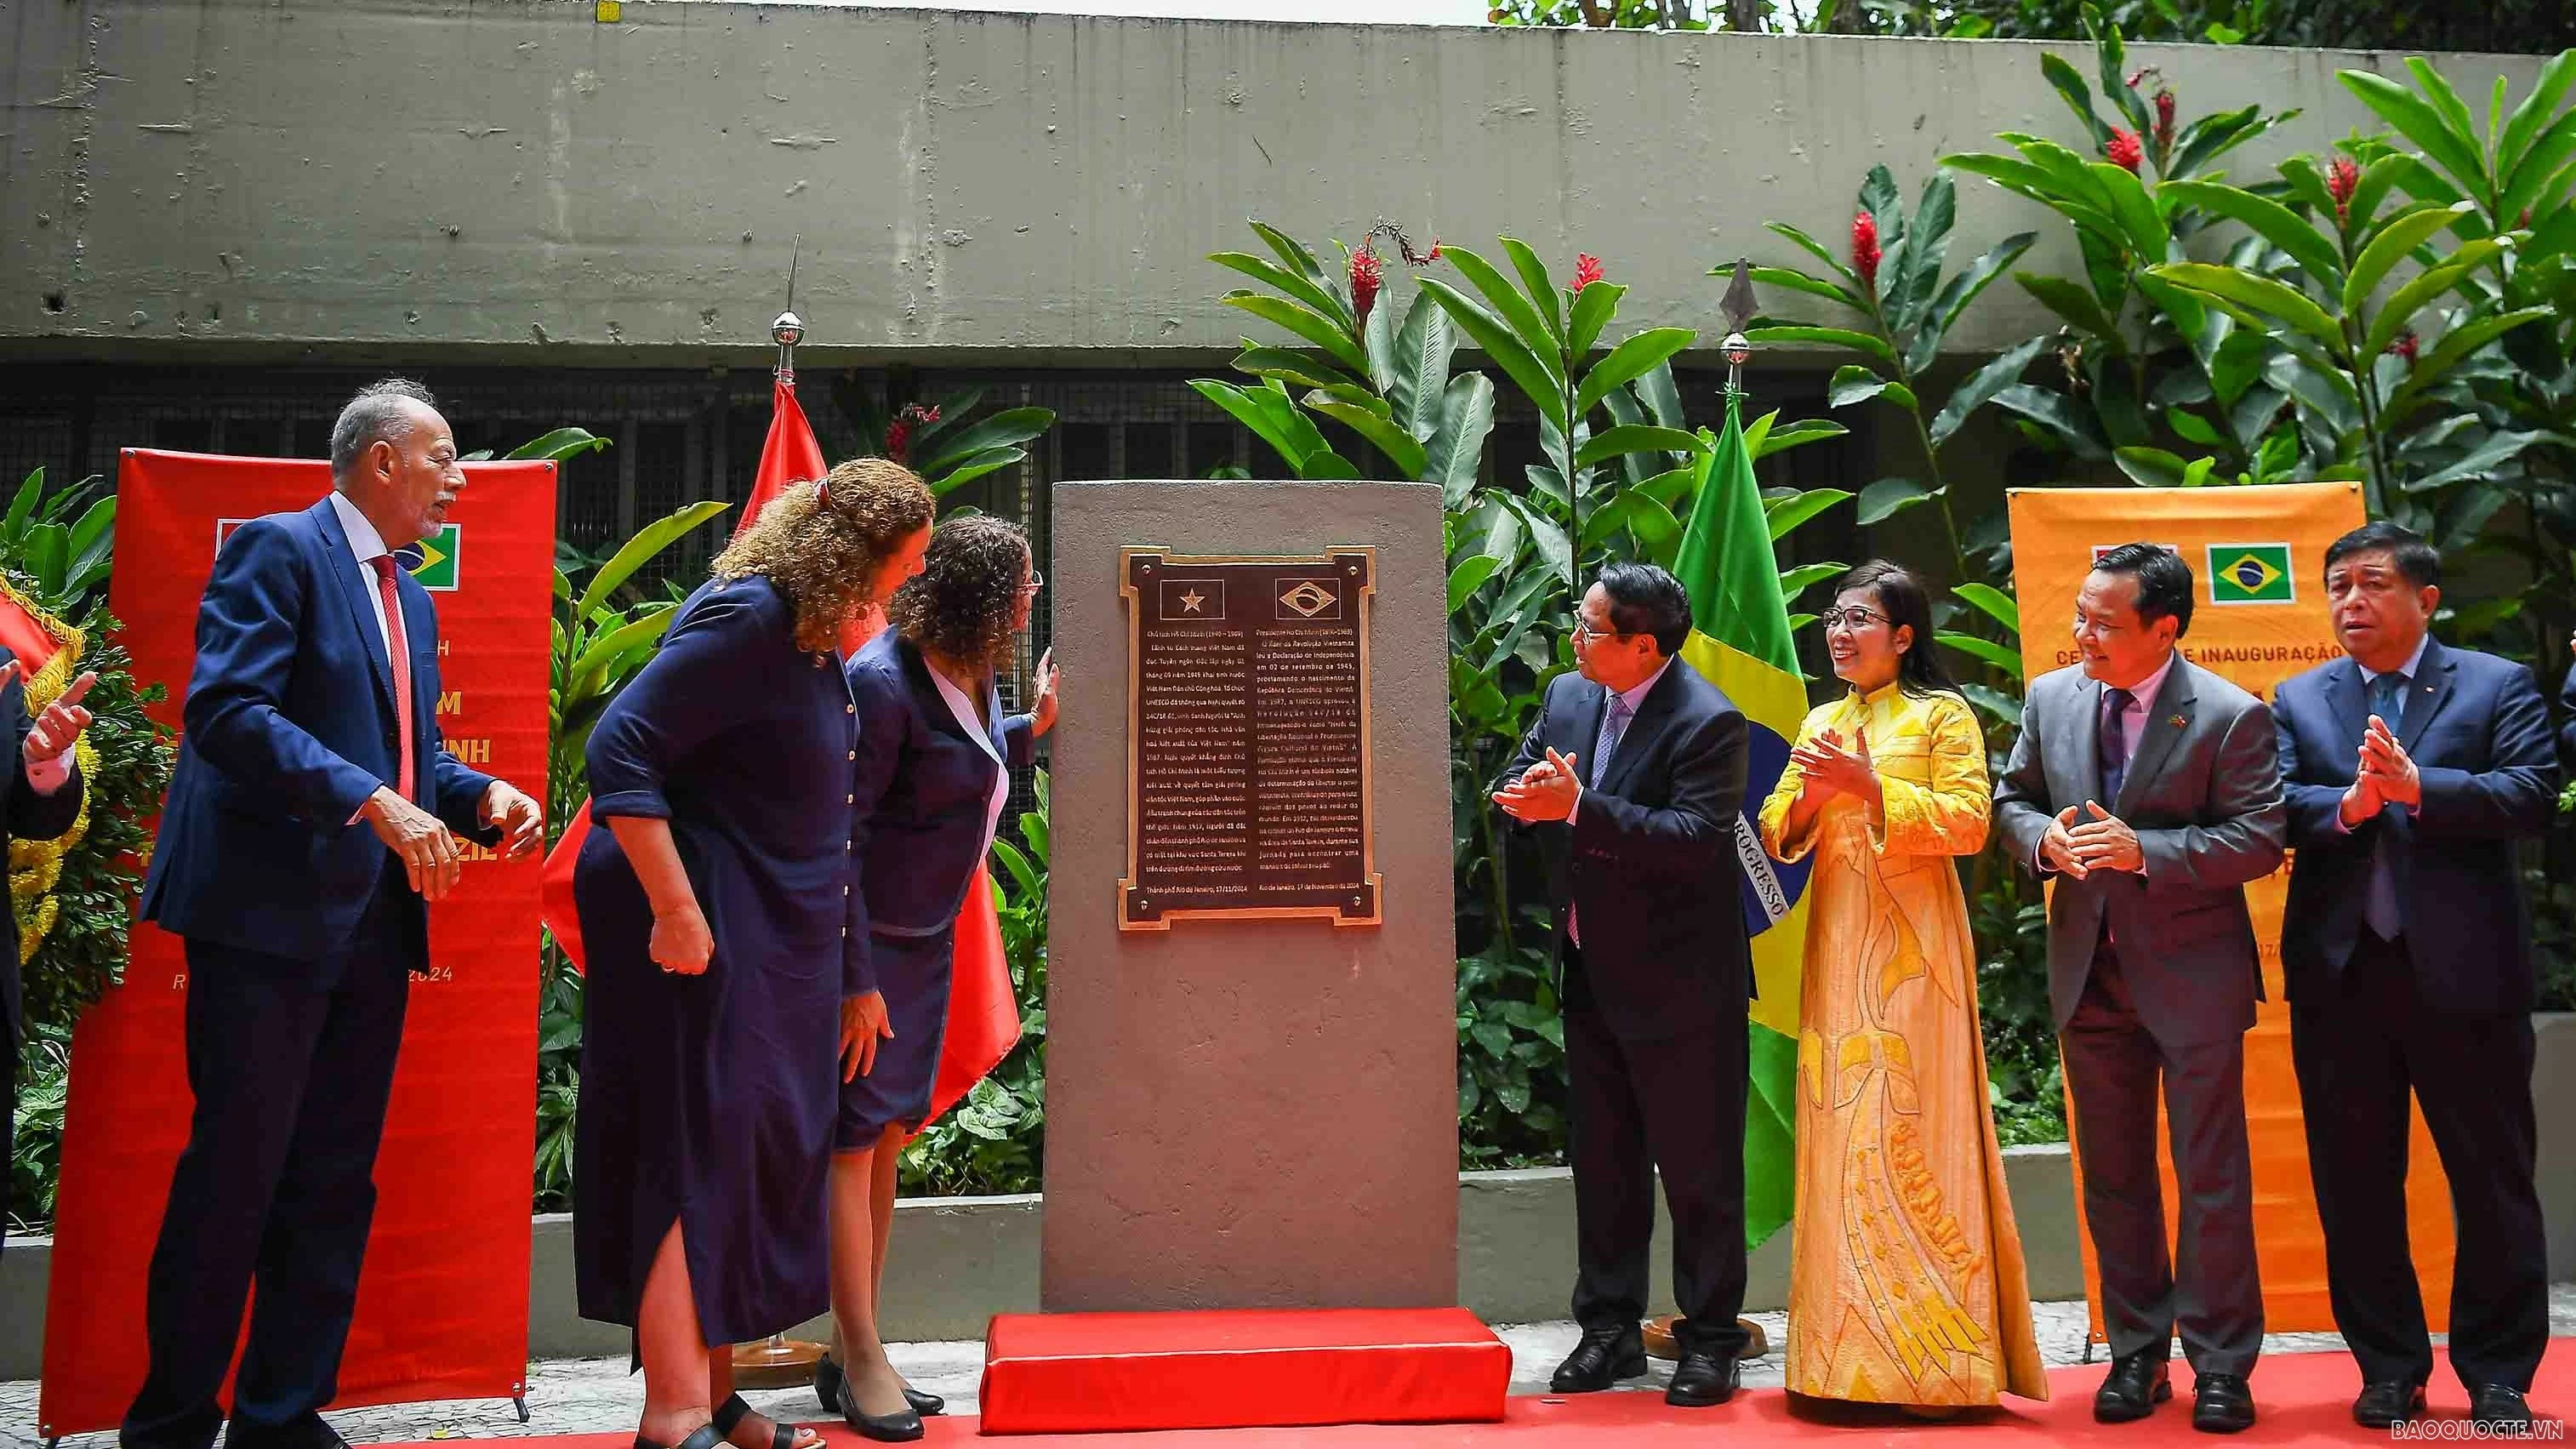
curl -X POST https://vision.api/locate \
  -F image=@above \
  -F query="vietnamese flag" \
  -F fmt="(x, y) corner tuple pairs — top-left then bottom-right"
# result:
(538, 376), (1019, 1130)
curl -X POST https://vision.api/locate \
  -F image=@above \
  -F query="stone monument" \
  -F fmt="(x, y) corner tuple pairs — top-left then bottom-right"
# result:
(1041, 479), (1457, 1311)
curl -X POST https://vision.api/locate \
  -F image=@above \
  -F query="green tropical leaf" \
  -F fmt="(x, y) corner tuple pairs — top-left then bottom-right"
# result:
(2497, 48), (2576, 181)
(1249, 220), (1336, 295)
(2040, 51), (2113, 147)
(2114, 445), (2192, 488)
(1894, 173), (1958, 336)
(1743, 325), (1899, 368)
(1573, 328), (1695, 419)
(1363, 294), (1399, 396)
(1447, 554), (1502, 612)
(1210, 250), (1356, 333)
(1910, 231), (2037, 373)
(1444, 245), (1564, 376)
(1500, 238), (1566, 345)
(1574, 425), (1707, 471)
(574, 499), (734, 621)
(1222, 293), (1372, 376)
(1426, 374), (1496, 509)
(1929, 334), (2050, 449)
(504, 427), (612, 464)
(1232, 343), (1364, 394)
(2401, 430), (2567, 493)
(2341, 68), (2495, 209)
(1745, 265), (1862, 311)
(913, 408), (1056, 480)
(2344, 201), (2480, 319)
(1388, 297), (1458, 442)
(1764, 222), (1865, 291)
(1304, 396), (1427, 480)
(2015, 272), (2128, 348)
(1992, 384), (2113, 460)
(2087, 160), (2172, 263)
(2146, 262), (2346, 355)
(2380, 307), (2557, 424)
(2158, 180), (2345, 287)
(1766, 488), (1854, 539)
(1855, 476), (1935, 526)
(1416, 276), (1569, 421)
(1777, 562), (1844, 599)
(2499, 112), (2576, 225)
(1749, 419), (1849, 460)
(926, 447), (1028, 497)
(1828, 363), (1892, 408)
(1565, 282), (1625, 363)
(1936, 630), (2024, 679)
(571, 602), (680, 686)
(1953, 581), (2019, 633)
(2361, 241), (2509, 359)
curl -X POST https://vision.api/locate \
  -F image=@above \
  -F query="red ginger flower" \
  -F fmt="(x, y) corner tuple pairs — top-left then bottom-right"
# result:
(1572, 254), (1604, 290)
(1349, 242), (1384, 326)
(2328, 157), (2362, 220)
(2107, 128), (2144, 174)
(1850, 212), (1881, 290)
(884, 402), (940, 465)
(2387, 330), (2419, 366)
(2154, 88), (2177, 153)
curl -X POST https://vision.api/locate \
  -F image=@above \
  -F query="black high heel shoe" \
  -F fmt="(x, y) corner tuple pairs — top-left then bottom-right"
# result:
(817, 1355), (944, 1418)
(828, 1361), (925, 1443)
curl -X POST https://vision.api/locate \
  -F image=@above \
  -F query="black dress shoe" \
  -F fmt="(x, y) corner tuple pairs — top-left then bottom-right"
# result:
(2093, 1350), (2172, 1423)
(1665, 1348), (1741, 1407)
(2471, 1385), (2535, 1432)
(1551, 1326), (1647, 1394)
(820, 1356), (943, 1420)
(2192, 1373), (2256, 1434)
(830, 1366), (924, 1443)
(2352, 1380), (2426, 1428)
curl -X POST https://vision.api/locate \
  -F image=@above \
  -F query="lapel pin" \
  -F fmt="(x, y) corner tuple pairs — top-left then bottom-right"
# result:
(2168, 714), (2186, 728)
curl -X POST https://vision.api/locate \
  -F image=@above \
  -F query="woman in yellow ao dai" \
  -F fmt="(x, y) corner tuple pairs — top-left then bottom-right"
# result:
(1758, 562), (2047, 1412)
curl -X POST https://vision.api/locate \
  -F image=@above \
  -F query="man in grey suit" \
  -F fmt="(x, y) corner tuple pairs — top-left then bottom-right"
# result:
(1996, 543), (2286, 1435)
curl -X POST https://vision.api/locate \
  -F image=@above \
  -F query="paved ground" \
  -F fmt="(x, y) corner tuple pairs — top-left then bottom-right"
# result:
(10, 1288), (2573, 1446)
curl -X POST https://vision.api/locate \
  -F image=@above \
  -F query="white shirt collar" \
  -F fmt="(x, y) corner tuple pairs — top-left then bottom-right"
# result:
(925, 658), (1005, 767)
(2112, 651), (2177, 710)
(1609, 656), (1673, 715)
(328, 490), (390, 565)
(2358, 631), (2431, 685)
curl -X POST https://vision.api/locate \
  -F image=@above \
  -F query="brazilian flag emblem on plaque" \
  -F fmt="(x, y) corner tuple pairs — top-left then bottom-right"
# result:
(2208, 543), (2293, 604)
(410, 523), (461, 591)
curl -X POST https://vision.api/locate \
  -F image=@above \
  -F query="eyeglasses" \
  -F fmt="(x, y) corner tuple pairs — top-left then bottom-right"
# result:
(1570, 618), (1629, 643)
(1017, 570), (1046, 596)
(1821, 606), (1893, 631)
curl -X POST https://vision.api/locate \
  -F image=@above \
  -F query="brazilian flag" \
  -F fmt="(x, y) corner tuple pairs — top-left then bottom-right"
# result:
(1671, 392), (1811, 1251)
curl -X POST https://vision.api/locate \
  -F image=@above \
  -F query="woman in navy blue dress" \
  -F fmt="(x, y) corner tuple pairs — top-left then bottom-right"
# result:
(819, 516), (1057, 1440)
(574, 459), (933, 1449)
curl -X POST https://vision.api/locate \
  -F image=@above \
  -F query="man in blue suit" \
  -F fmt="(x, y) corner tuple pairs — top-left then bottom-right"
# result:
(2273, 522), (2561, 1435)
(123, 379), (544, 1449)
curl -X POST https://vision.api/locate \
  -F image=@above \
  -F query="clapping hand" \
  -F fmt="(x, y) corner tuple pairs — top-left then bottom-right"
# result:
(1791, 726), (1877, 802)
(8, 664), (99, 765)
(2037, 803), (2092, 880)
(1493, 747), (1582, 823)
(2357, 713), (2420, 810)
(2066, 799), (2144, 875)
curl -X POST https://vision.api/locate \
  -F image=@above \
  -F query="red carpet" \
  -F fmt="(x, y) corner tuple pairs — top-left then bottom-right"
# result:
(382, 1342), (2573, 1447)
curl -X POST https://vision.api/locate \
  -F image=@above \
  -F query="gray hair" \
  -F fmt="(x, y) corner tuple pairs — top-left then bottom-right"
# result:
(329, 378), (439, 479)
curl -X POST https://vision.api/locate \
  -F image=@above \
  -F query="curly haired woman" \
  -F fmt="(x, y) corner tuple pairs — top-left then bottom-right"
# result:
(818, 515), (1057, 1440)
(573, 459), (933, 1449)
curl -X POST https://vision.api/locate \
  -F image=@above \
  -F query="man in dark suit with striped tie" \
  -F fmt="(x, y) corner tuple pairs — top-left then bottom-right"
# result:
(2273, 522), (2562, 1434)
(124, 380), (544, 1449)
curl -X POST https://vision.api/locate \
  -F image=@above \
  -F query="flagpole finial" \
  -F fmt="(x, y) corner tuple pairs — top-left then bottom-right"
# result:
(772, 311), (805, 386)
(1720, 331), (1752, 400)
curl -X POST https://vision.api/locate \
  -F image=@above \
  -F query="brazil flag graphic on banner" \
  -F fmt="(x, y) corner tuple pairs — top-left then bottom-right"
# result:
(1670, 392), (1810, 1250)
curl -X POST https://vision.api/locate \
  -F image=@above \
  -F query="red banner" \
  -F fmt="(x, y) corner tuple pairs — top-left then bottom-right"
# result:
(39, 450), (556, 1439)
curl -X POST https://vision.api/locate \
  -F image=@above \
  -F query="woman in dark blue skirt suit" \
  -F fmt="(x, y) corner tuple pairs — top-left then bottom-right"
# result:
(573, 459), (933, 1449)
(818, 516), (1057, 1440)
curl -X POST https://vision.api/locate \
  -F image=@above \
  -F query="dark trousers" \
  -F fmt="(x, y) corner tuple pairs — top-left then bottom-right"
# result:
(2060, 945), (2263, 1377)
(1561, 944), (1750, 1357)
(2291, 931), (2549, 1393)
(123, 874), (414, 1449)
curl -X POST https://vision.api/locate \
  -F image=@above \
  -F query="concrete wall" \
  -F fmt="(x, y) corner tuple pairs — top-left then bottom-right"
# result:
(0, 2), (2551, 368)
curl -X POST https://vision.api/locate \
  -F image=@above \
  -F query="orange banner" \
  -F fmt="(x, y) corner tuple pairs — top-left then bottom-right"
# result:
(39, 450), (554, 1437)
(2003, 482), (2453, 1343)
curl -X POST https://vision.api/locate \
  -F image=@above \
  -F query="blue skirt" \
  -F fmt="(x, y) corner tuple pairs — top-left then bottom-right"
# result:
(836, 926), (956, 1147)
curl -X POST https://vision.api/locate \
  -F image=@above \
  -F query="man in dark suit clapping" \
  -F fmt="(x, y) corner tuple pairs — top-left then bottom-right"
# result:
(1490, 562), (1752, 1410)
(2273, 522), (2562, 1434)
(123, 379), (544, 1449)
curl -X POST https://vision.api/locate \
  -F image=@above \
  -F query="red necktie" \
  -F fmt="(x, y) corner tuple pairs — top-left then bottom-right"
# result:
(368, 556), (417, 803)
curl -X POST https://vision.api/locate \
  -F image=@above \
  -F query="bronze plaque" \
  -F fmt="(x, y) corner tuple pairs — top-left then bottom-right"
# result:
(1119, 547), (1381, 929)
